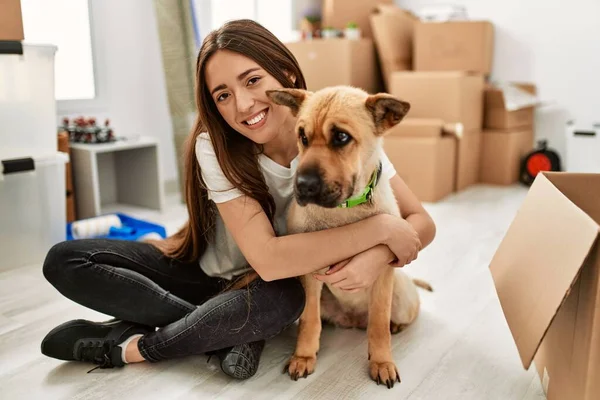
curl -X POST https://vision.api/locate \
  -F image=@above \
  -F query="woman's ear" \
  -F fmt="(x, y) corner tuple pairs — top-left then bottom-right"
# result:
(284, 70), (297, 84)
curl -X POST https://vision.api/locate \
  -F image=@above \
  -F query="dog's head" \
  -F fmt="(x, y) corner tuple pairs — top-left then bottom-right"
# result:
(267, 86), (409, 208)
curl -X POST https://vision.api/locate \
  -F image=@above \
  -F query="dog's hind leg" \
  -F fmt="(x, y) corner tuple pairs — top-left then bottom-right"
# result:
(285, 275), (323, 381)
(367, 268), (399, 388)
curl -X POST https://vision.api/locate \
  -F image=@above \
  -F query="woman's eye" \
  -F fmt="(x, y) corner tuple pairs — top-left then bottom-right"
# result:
(332, 130), (351, 147)
(217, 93), (229, 102)
(248, 77), (261, 86)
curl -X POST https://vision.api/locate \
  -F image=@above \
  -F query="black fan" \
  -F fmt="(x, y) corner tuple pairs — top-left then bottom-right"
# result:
(519, 140), (562, 186)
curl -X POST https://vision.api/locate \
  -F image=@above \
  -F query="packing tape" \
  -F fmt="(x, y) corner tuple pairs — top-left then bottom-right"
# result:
(71, 214), (122, 239)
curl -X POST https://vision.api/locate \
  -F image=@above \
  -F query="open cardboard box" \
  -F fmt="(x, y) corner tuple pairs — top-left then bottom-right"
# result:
(369, 4), (417, 91)
(484, 82), (538, 129)
(489, 172), (600, 399)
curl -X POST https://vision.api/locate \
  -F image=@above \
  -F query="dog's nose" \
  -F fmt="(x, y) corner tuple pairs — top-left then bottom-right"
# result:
(296, 170), (322, 198)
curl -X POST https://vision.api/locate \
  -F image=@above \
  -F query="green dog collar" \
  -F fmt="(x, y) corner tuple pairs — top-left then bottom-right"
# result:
(338, 162), (383, 209)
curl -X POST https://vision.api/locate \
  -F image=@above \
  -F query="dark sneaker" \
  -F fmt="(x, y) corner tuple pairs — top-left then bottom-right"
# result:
(41, 318), (153, 372)
(208, 340), (265, 380)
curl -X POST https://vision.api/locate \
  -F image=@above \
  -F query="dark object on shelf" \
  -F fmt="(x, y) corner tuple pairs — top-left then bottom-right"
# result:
(519, 140), (562, 186)
(59, 116), (116, 144)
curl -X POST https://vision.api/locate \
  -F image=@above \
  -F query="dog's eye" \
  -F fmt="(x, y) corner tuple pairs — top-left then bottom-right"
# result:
(332, 130), (351, 147)
(299, 128), (308, 147)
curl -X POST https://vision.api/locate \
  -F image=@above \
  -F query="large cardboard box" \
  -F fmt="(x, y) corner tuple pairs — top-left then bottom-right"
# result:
(384, 118), (457, 202)
(489, 172), (600, 400)
(414, 21), (494, 76)
(484, 83), (538, 129)
(369, 5), (417, 91)
(285, 38), (378, 93)
(0, 0), (24, 41)
(389, 71), (484, 131)
(322, 0), (393, 39)
(480, 128), (535, 185)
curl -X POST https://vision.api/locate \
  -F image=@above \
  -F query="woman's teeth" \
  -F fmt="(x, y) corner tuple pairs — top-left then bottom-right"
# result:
(246, 111), (266, 125)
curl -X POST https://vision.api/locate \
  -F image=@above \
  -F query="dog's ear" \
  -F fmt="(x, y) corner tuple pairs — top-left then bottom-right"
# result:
(365, 93), (410, 134)
(266, 89), (310, 117)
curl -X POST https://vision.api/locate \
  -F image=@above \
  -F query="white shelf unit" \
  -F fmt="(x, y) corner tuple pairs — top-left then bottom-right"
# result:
(69, 136), (165, 219)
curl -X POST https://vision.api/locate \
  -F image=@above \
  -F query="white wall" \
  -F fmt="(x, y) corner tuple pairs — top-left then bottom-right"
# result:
(60, 0), (179, 187)
(398, 0), (600, 159)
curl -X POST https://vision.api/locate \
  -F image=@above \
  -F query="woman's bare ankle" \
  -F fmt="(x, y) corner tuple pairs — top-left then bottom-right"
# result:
(124, 336), (145, 363)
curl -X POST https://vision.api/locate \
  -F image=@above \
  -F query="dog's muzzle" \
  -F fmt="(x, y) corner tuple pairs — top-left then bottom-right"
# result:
(295, 168), (346, 208)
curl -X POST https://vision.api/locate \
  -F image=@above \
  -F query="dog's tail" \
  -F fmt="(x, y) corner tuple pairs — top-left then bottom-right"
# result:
(412, 278), (433, 292)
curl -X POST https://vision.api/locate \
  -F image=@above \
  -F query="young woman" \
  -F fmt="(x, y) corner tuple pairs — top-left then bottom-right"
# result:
(41, 19), (435, 380)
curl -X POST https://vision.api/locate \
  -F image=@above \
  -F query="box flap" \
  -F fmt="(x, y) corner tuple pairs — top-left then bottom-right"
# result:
(489, 173), (600, 369)
(373, 3), (418, 19)
(484, 86), (506, 109)
(545, 172), (600, 225)
(488, 82), (539, 111)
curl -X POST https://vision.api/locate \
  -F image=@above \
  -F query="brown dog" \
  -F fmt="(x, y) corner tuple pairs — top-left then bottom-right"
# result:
(266, 86), (430, 389)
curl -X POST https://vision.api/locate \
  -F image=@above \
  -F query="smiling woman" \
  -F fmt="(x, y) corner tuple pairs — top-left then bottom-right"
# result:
(40, 18), (435, 384)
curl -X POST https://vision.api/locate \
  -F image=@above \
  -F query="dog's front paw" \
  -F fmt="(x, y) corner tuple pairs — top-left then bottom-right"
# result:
(369, 361), (400, 389)
(283, 355), (317, 381)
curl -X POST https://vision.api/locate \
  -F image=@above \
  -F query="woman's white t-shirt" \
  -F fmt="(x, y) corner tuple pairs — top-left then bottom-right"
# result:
(194, 132), (397, 280)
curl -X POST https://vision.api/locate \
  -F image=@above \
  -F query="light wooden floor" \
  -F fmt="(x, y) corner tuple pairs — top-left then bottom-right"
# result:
(0, 184), (547, 400)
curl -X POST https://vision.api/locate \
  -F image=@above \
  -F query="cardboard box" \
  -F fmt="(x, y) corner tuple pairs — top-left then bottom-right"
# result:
(484, 83), (538, 129)
(0, 0), (24, 41)
(285, 38), (378, 93)
(369, 5), (417, 90)
(456, 130), (481, 191)
(66, 194), (76, 223)
(489, 172), (600, 400)
(322, 0), (393, 39)
(389, 71), (484, 131)
(414, 21), (494, 75)
(480, 128), (535, 185)
(384, 119), (457, 202)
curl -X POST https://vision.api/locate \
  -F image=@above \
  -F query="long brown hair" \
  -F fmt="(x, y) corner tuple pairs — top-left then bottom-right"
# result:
(151, 19), (307, 265)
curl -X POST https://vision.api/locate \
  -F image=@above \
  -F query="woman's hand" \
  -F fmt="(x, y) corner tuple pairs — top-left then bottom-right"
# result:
(382, 214), (422, 268)
(313, 245), (395, 293)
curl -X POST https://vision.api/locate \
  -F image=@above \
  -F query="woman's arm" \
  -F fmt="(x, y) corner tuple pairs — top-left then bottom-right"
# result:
(360, 174), (436, 268)
(313, 174), (437, 290)
(390, 174), (436, 251)
(215, 195), (399, 281)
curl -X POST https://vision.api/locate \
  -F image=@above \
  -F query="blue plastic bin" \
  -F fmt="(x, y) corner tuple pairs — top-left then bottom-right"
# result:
(66, 213), (167, 241)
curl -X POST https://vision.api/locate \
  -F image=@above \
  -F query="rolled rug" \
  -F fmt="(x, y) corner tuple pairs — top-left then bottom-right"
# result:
(71, 214), (122, 239)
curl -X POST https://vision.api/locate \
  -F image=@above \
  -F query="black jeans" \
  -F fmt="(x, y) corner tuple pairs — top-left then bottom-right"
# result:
(42, 239), (305, 362)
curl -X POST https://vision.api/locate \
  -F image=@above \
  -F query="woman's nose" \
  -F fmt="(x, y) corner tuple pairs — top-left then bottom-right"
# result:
(236, 90), (255, 114)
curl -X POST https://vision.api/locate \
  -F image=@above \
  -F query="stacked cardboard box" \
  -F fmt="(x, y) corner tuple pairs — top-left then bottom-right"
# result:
(384, 119), (457, 202)
(369, 6), (495, 202)
(287, 1), (539, 202)
(285, 38), (379, 93)
(286, 0), (395, 93)
(0, 0), (24, 41)
(388, 71), (484, 198)
(480, 83), (538, 185)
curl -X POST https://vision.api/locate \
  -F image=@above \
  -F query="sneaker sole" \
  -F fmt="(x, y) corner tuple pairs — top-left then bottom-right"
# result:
(220, 342), (265, 380)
